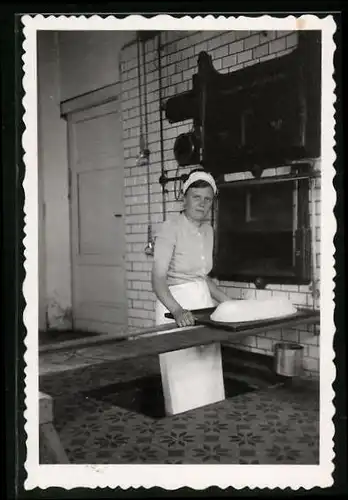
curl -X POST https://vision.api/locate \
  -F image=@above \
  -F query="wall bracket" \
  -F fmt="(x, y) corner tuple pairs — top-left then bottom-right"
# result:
(159, 171), (189, 193)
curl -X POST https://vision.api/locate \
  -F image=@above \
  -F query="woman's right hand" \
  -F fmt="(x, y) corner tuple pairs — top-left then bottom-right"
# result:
(172, 308), (196, 327)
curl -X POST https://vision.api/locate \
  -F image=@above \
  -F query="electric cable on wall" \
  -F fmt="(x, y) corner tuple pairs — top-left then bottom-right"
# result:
(157, 32), (167, 221)
(137, 34), (154, 256)
(174, 164), (182, 201)
(136, 36), (145, 154)
(310, 175), (319, 310)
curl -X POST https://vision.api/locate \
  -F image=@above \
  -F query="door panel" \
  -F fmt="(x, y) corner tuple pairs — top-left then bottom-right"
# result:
(68, 98), (127, 334)
(75, 110), (122, 169)
(77, 168), (125, 262)
(76, 265), (127, 306)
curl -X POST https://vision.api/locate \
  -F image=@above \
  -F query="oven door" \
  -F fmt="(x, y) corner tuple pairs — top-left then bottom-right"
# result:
(211, 175), (311, 287)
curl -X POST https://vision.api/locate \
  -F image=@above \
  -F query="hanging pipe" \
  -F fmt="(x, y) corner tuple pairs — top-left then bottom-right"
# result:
(140, 37), (155, 256)
(136, 35), (145, 154)
(157, 32), (167, 221)
(310, 175), (319, 310)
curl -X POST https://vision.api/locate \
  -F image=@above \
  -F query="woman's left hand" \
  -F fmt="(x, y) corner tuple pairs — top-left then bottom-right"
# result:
(173, 308), (196, 327)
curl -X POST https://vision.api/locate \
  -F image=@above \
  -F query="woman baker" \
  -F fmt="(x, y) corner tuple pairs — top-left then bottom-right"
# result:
(152, 168), (231, 415)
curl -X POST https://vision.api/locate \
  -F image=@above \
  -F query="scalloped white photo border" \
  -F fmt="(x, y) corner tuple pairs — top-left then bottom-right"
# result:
(22, 14), (337, 491)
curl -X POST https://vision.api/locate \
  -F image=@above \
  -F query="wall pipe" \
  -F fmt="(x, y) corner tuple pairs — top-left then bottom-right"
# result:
(310, 175), (319, 311)
(157, 32), (167, 221)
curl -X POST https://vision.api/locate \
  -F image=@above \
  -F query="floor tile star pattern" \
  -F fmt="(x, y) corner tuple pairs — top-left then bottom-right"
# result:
(40, 353), (319, 465)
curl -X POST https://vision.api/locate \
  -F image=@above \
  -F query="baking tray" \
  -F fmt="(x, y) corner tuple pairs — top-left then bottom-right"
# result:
(165, 307), (319, 332)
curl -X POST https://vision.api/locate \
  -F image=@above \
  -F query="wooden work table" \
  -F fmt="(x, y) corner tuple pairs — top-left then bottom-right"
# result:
(40, 308), (320, 368)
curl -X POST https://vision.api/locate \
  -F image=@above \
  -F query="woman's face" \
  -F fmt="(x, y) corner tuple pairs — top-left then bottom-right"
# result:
(184, 186), (214, 223)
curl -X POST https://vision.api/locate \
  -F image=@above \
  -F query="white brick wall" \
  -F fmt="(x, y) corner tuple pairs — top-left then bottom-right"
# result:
(120, 30), (321, 376)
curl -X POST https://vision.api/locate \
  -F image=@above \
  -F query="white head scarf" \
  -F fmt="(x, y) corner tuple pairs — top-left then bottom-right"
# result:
(182, 170), (218, 195)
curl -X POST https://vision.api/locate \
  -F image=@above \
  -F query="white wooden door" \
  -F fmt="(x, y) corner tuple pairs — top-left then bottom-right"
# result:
(68, 98), (127, 334)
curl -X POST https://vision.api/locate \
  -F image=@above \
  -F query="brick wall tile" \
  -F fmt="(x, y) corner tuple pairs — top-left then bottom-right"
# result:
(269, 37), (287, 54)
(277, 48), (297, 59)
(262, 167), (277, 177)
(265, 284), (283, 292)
(308, 345), (320, 359)
(229, 40), (244, 54)
(259, 53), (278, 63)
(126, 261), (133, 271)
(222, 54), (237, 69)
(220, 32), (236, 46)
(265, 329), (283, 342)
(256, 336), (274, 351)
(214, 58), (222, 70)
(253, 43), (269, 59)
(226, 281), (247, 289)
(133, 262), (145, 272)
(280, 284), (299, 292)
(180, 46), (195, 60)
(208, 35), (227, 51)
(254, 289), (273, 300)
(271, 290), (291, 300)
(128, 271), (150, 282)
(299, 331), (319, 346)
(303, 357), (319, 373)
(127, 290), (139, 299)
(194, 41), (209, 55)
(235, 31), (251, 40)
(126, 251), (148, 263)
(289, 292), (309, 306)
(244, 33), (260, 49)
(189, 56), (198, 69)
(262, 31), (277, 41)
(224, 287), (241, 299)
(128, 308), (152, 319)
(185, 31), (203, 48)
(243, 59), (259, 69)
(240, 288), (257, 299)
(286, 32), (298, 49)
(142, 300), (155, 311)
(276, 30), (293, 38)
(240, 336), (258, 348)
(136, 281), (153, 291)
(125, 233), (146, 244)
(213, 45), (229, 59)
(226, 62), (245, 73)
(280, 329), (300, 344)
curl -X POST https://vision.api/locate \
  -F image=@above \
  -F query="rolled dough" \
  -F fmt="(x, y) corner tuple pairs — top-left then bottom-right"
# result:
(210, 297), (297, 323)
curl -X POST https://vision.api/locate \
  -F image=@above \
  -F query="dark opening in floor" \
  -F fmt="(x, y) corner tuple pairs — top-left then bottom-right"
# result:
(83, 374), (257, 419)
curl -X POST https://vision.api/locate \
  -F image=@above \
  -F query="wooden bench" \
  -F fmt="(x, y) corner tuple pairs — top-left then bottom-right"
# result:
(39, 392), (70, 464)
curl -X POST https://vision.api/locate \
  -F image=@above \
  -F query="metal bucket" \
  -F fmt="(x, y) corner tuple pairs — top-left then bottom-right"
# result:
(274, 342), (304, 377)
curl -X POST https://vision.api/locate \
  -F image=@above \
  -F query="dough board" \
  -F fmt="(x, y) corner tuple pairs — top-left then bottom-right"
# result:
(165, 307), (319, 332)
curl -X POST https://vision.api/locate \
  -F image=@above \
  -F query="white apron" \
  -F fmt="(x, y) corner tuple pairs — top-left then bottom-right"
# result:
(155, 279), (225, 415)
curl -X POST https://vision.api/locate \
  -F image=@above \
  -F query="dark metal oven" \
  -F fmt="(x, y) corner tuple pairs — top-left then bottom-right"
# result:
(211, 170), (312, 288)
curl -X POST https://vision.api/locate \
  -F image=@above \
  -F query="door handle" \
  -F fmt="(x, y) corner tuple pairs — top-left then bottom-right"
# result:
(114, 213), (123, 218)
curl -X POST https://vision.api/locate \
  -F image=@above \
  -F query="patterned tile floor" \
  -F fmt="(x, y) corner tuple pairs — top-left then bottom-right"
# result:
(39, 353), (319, 465)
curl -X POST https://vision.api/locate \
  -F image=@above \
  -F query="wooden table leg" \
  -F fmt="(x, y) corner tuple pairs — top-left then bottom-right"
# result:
(159, 342), (226, 415)
(39, 392), (69, 464)
(39, 422), (70, 464)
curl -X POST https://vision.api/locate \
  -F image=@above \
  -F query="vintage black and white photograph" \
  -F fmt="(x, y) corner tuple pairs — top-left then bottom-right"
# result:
(22, 14), (336, 490)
